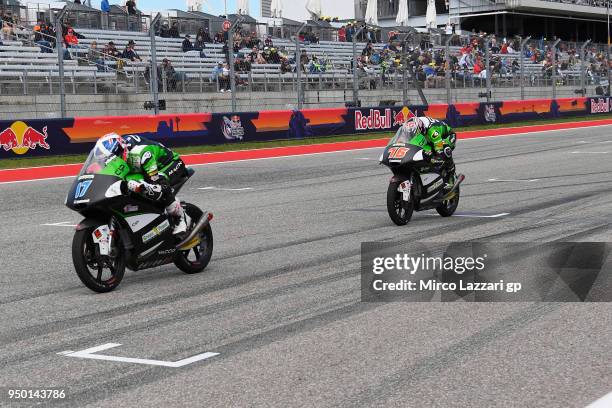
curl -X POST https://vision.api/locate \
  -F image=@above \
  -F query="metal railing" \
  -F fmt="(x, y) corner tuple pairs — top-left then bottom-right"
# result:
(0, 24), (610, 119)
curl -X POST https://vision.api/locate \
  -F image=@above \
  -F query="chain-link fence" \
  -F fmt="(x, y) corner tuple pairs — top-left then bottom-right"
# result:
(0, 12), (610, 120)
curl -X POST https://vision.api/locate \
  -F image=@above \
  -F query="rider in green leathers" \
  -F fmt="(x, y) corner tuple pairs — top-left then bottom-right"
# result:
(413, 117), (457, 188)
(93, 133), (189, 235)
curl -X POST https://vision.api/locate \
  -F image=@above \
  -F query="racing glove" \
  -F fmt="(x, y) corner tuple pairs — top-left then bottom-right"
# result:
(442, 146), (453, 159)
(448, 132), (457, 148)
(127, 180), (164, 201)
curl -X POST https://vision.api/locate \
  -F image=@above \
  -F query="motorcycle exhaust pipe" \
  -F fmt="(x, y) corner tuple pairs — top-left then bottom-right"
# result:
(448, 174), (465, 194)
(176, 212), (213, 250)
(441, 174), (466, 200)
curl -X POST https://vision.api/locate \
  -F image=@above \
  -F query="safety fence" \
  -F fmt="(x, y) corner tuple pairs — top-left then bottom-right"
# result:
(0, 96), (607, 160)
(1, 12), (611, 119)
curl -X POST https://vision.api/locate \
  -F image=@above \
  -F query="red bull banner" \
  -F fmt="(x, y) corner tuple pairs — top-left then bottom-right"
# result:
(0, 97), (592, 159)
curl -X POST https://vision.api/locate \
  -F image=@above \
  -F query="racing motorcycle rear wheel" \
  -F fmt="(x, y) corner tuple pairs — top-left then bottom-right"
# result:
(174, 203), (214, 274)
(436, 177), (460, 217)
(72, 228), (126, 293)
(387, 179), (414, 226)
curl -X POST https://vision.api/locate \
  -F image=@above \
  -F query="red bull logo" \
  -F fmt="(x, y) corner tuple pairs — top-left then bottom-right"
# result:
(0, 121), (50, 154)
(392, 106), (416, 126)
(355, 109), (393, 131)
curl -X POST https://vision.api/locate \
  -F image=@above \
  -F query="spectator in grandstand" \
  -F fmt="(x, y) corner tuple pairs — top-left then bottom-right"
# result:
(299, 49), (309, 71)
(87, 41), (106, 71)
(211, 61), (223, 87)
(280, 58), (292, 74)
(1, 13), (15, 40)
(64, 27), (80, 48)
(159, 21), (171, 38)
(126, 0), (137, 15)
(234, 55), (251, 73)
(247, 46), (258, 63)
(214, 31), (225, 44)
(42, 23), (57, 48)
(103, 41), (121, 59)
(122, 40), (141, 62)
(256, 51), (267, 65)
(182, 35), (195, 52)
(33, 25), (52, 53)
(267, 48), (281, 64)
(169, 22), (180, 39)
(159, 58), (186, 91)
(362, 42), (374, 60)
(345, 23), (355, 42)
(338, 26), (346, 42)
(214, 63), (231, 92)
(196, 28), (211, 46)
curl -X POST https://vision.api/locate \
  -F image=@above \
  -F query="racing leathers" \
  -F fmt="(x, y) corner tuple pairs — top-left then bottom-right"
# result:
(123, 136), (189, 235)
(417, 117), (457, 189)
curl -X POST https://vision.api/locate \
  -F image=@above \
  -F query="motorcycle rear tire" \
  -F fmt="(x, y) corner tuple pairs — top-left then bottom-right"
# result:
(436, 184), (460, 217)
(174, 203), (214, 274)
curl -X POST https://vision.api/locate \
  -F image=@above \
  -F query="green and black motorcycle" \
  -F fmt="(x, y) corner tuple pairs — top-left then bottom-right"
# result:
(66, 146), (213, 293)
(380, 123), (465, 226)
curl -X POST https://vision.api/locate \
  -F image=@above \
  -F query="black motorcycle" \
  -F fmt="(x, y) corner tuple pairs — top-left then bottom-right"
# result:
(65, 148), (213, 293)
(380, 123), (465, 226)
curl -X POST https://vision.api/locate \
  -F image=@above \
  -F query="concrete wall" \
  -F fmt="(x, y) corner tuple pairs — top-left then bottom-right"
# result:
(0, 85), (596, 120)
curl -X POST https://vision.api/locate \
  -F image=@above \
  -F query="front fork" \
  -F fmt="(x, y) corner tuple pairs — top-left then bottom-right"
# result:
(91, 217), (118, 257)
(391, 174), (414, 202)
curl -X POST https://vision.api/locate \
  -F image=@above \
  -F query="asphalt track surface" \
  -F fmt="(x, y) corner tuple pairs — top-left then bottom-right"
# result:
(0, 126), (611, 407)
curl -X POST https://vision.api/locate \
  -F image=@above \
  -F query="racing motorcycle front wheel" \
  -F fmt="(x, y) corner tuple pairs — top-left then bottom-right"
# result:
(174, 203), (214, 274)
(72, 228), (126, 293)
(387, 178), (414, 226)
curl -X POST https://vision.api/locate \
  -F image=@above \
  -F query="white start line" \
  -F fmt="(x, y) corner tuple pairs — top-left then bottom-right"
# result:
(586, 391), (612, 408)
(58, 343), (219, 368)
(198, 186), (254, 191)
(570, 151), (609, 154)
(425, 212), (510, 219)
(42, 221), (78, 227)
(488, 178), (540, 183)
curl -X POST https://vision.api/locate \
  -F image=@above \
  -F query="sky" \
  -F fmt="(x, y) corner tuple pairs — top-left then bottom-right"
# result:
(86, 0), (262, 17)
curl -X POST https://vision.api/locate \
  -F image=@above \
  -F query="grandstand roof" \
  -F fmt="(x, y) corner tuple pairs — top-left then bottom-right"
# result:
(228, 14), (259, 24)
(187, 11), (226, 23)
(166, 9), (208, 20)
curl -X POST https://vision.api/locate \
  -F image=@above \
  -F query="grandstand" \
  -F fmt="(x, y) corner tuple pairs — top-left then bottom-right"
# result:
(357, 0), (612, 42)
(0, 1), (609, 118)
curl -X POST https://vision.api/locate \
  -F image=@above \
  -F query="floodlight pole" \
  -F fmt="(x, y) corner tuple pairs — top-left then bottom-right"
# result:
(55, 5), (70, 118)
(295, 21), (308, 109)
(551, 38), (561, 99)
(149, 13), (161, 115)
(519, 36), (531, 100)
(580, 39), (591, 97)
(352, 25), (365, 106)
(228, 17), (244, 112)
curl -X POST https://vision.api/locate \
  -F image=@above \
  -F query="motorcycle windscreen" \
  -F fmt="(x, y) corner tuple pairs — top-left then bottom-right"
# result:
(78, 150), (130, 179)
(387, 122), (420, 147)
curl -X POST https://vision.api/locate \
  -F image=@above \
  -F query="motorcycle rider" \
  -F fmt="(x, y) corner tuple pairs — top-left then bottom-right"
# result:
(93, 133), (189, 235)
(412, 116), (457, 189)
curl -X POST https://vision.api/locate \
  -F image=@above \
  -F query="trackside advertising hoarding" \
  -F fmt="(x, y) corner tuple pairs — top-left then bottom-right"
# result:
(0, 97), (592, 159)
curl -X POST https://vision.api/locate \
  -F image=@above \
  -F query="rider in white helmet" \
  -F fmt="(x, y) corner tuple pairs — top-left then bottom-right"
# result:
(93, 133), (188, 236)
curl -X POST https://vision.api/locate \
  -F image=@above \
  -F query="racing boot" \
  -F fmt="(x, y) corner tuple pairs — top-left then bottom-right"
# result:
(442, 158), (456, 191)
(166, 198), (188, 236)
